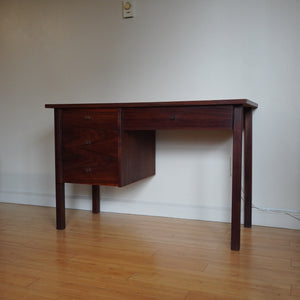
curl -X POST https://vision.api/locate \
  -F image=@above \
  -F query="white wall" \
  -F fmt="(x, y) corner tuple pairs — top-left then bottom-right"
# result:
(0, 0), (299, 229)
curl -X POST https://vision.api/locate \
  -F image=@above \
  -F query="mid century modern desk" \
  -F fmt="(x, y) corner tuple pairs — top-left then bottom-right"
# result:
(45, 99), (258, 250)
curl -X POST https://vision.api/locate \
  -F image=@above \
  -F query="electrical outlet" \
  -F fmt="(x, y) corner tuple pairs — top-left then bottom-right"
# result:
(122, 1), (134, 18)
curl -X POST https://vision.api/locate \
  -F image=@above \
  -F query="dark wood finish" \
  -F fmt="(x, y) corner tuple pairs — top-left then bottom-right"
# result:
(62, 108), (119, 129)
(62, 128), (119, 185)
(55, 183), (65, 229)
(231, 105), (244, 250)
(122, 106), (233, 130)
(60, 108), (156, 186)
(244, 108), (253, 228)
(45, 99), (258, 109)
(120, 131), (156, 186)
(54, 109), (65, 229)
(46, 100), (258, 250)
(92, 185), (100, 213)
(61, 108), (120, 185)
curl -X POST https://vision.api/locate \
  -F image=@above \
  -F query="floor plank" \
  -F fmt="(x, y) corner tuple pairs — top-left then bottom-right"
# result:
(0, 203), (299, 299)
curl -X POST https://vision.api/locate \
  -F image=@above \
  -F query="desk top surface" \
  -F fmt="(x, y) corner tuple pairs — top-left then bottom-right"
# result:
(45, 99), (258, 109)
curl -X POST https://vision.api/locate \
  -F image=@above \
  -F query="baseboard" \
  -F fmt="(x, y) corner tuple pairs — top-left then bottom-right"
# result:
(0, 190), (299, 230)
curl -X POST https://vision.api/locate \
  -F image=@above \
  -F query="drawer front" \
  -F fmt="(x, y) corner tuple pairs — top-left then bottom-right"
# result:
(62, 128), (119, 185)
(62, 108), (119, 130)
(122, 106), (233, 130)
(61, 108), (120, 185)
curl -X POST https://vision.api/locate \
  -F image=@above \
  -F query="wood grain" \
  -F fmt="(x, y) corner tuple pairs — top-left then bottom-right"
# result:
(120, 130), (156, 186)
(62, 128), (119, 185)
(122, 106), (233, 130)
(47, 100), (258, 250)
(231, 105), (243, 250)
(54, 108), (65, 229)
(244, 108), (253, 227)
(61, 109), (120, 185)
(0, 203), (298, 299)
(92, 185), (100, 213)
(45, 99), (258, 109)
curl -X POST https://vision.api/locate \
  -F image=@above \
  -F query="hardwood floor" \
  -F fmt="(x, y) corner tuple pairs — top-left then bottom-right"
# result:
(0, 203), (299, 299)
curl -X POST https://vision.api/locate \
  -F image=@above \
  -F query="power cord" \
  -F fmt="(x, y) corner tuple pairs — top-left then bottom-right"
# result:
(241, 189), (300, 222)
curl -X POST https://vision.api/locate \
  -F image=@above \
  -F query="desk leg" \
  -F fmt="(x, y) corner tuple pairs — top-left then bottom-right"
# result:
(231, 106), (243, 251)
(54, 108), (65, 229)
(244, 108), (253, 228)
(92, 185), (100, 213)
(56, 183), (65, 229)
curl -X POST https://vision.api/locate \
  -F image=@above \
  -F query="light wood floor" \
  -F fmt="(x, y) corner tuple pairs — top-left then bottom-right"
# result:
(0, 203), (299, 299)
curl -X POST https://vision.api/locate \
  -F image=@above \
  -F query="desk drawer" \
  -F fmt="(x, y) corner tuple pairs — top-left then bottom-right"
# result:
(61, 108), (120, 184)
(62, 108), (119, 130)
(122, 106), (233, 130)
(62, 129), (119, 185)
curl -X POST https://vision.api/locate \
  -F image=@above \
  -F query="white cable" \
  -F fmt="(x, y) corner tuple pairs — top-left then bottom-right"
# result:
(252, 203), (300, 214)
(252, 203), (300, 221)
(241, 192), (300, 222)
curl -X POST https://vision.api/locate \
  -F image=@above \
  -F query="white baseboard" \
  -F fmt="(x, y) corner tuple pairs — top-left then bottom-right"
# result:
(0, 190), (299, 230)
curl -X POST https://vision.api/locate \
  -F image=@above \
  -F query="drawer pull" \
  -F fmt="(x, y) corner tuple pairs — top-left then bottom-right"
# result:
(85, 140), (91, 145)
(170, 114), (176, 121)
(84, 115), (92, 120)
(85, 167), (92, 173)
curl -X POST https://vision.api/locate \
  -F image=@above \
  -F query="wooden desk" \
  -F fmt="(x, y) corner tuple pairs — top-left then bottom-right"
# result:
(46, 99), (258, 250)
